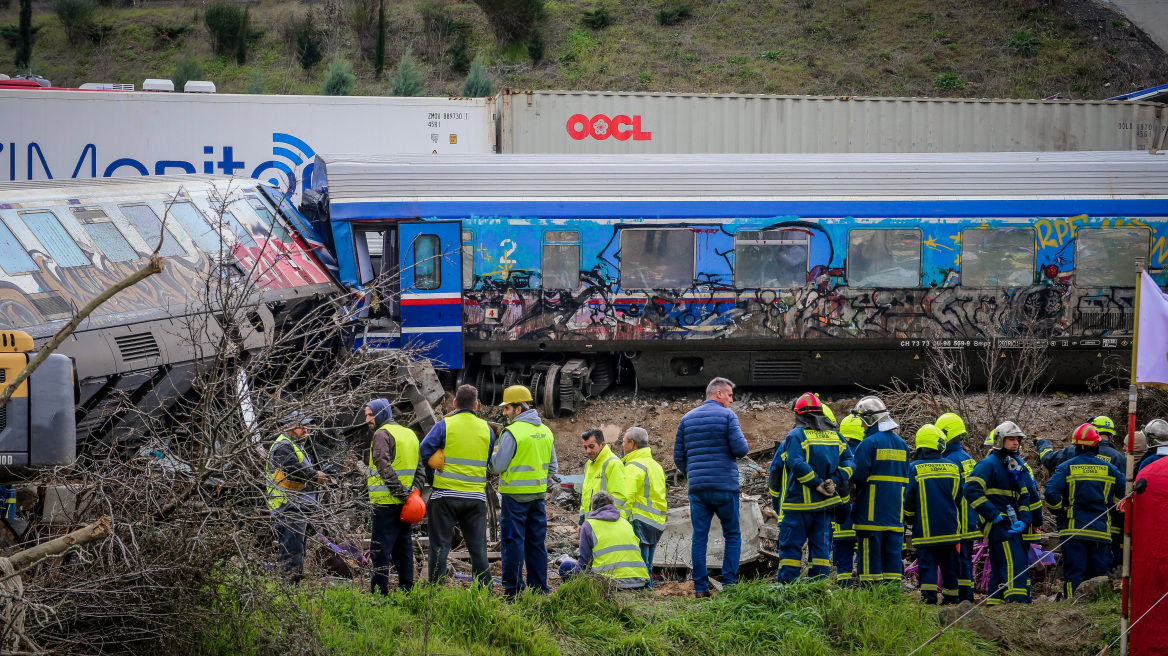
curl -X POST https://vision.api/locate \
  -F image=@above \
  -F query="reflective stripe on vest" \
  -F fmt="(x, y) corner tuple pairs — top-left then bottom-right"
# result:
(266, 435), (308, 511)
(499, 420), (555, 494)
(368, 423), (420, 505)
(624, 449), (667, 530)
(434, 412), (491, 492)
(585, 517), (649, 579)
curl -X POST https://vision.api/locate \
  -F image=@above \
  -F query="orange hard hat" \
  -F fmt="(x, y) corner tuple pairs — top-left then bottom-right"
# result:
(428, 448), (445, 471)
(401, 489), (426, 524)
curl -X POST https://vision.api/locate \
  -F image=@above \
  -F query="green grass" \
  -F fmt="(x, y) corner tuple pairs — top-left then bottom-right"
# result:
(201, 577), (1024, 656)
(0, 0), (1163, 98)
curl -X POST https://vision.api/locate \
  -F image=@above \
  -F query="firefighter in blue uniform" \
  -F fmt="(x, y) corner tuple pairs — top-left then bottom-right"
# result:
(1044, 423), (1126, 599)
(1136, 419), (1168, 473)
(906, 424), (964, 605)
(964, 421), (1033, 605)
(848, 396), (911, 586)
(936, 412), (979, 602)
(832, 415), (865, 586)
(777, 393), (855, 582)
(1037, 415), (1126, 566)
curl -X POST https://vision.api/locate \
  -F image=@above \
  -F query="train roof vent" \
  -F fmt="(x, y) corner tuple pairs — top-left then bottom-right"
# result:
(750, 359), (802, 385)
(115, 333), (161, 362)
(0, 369), (6, 433)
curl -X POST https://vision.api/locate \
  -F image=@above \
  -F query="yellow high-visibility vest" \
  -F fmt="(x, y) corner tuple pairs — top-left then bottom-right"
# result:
(622, 447), (667, 530)
(434, 412), (490, 492)
(499, 420), (554, 495)
(368, 423), (420, 505)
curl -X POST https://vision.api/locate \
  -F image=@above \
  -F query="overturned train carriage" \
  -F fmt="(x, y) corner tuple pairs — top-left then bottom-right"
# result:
(0, 176), (340, 447)
(297, 152), (1168, 409)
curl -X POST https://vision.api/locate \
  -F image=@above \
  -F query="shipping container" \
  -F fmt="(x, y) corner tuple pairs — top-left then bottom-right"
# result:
(498, 89), (1168, 154)
(0, 90), (495, 201)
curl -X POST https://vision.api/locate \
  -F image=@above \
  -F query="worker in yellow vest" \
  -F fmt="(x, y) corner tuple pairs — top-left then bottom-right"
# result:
(578, 491), (650, 589)
(579, 428), (627, 524)
(488, 385), (559, 599)
(266, 411), (326, 585)
(621, 427), (667, 589)
(364, 398), (423, 595)
(419, 385), (496, 588)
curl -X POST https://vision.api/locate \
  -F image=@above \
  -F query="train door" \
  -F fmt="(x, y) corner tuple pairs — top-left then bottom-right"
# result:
(398, 222), (463, 369)
(352, 224), (400, 350)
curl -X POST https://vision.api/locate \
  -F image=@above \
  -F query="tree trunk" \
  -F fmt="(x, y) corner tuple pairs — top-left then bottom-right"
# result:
(8, 516), (112, 572)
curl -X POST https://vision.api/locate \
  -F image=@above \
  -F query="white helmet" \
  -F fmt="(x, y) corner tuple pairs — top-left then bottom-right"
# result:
(851, 396), (891, 428)
(1145, 419), (1168, 447)
(989, 421), (1026, 448)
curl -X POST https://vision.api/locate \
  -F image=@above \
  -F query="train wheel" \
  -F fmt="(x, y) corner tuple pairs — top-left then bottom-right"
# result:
(542, 364), (561, 418)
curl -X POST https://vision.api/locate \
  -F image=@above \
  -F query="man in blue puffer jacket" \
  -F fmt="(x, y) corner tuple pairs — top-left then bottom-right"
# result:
(674, 377), (750, 597)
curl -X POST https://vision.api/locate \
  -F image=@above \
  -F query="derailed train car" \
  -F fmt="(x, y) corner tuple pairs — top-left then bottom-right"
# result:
(0, 176), (339, 447)
(298, 151), (1168, 413)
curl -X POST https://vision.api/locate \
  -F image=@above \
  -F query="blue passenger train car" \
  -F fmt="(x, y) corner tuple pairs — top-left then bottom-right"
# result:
(296, 152), (1168, 415)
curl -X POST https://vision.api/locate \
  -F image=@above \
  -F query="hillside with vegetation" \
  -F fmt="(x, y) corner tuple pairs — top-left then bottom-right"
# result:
(0, 0), (1166, 99)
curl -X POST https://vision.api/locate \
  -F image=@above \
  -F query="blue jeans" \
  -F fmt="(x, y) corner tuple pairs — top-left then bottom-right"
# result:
(689, 489), (741, 594)
(500, 496), (549, 595)
(632, 519), (664, 590)
(778, 511), (832, 582)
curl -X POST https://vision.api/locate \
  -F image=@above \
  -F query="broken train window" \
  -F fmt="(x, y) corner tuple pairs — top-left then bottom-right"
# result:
(960, 227), (1036, 287)
(734, 229), (810, 289)
(619, 228), (695, 289)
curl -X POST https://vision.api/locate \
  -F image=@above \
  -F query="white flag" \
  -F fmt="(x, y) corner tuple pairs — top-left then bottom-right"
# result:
(1136, 271), (1168, 387)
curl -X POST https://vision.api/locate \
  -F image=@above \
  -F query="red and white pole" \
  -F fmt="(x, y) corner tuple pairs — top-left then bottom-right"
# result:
(1121, 261), (1143, 656)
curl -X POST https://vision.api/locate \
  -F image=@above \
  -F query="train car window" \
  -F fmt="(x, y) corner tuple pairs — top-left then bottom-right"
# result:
(220, 210), (258, 248)
(462, 231), (475, 290)
(0, 218), (38, 274)
(847, 228), (921, 287)
(1075, 227), (1150, 288)
(247, 196), (288, 241)
(169, 201), (224, 252)
(620, 229), (695, 289)
(413, 234), (441, 290)
(18, 211), (89, 267)
(542, 231), (580, 290)
(960, 228), (1035, 287)
(71, 207), (136, 263)
(734, 229), (809, 289)
(118, 204), (186, 257)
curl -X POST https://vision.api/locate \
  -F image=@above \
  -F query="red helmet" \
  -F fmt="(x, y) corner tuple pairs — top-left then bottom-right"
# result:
(1073, 423), (1101, 447)
(793, 392), (823, 414)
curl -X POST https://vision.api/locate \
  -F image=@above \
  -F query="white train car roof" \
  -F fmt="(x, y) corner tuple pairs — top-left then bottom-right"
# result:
(313, 151), (1168, 206)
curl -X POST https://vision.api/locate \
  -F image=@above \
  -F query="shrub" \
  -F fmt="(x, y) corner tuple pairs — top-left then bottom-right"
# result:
(1006, 28), (1040, 56)
(346, 0), (379, 62)
(581, 6), (612, 30)
(321, 58), (355, 95)
(462, 57), (493, 96)
(655, 4), (691, 26)
(204, 1), (246, 57)
(1111, 18), (1126, 30)
(759, 49), (782, 60)
(932, 29), (948, 39)
(527, 28), (543, 65)
(471, 0), (544, 42)
(728, 55), (747, 64)
(55, 0), (95, 46)
(389, 48), (425, 96)
(171, 54), (202, 92)
(295, 12), (324, 69)
(154, 24), (188, 47)
(936, 72), (964, 89)
(447, 33), (471, 72)
(246, 71), (264, 94)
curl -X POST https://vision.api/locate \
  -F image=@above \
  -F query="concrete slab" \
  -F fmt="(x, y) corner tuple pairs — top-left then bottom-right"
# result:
(656, 498), (764, 569)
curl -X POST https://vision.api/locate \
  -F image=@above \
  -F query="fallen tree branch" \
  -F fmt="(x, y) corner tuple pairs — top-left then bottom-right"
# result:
(8, 517), (112, 572)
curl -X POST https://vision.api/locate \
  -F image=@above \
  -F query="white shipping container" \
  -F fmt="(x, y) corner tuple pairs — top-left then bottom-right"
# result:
(498, 90), (1168, 154)
(0, 90), (496, 200)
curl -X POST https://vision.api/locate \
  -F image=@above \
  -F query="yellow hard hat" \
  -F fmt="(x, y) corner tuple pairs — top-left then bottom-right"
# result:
(915, 424), (946, 452)
(1089, 415), (1116, 436)
(822, 402), (837, 425)
(428, 448), (445, 470)
(935, 413), (967, 443)
(839, 415), (865, 442)
(500, 385), (533, 406)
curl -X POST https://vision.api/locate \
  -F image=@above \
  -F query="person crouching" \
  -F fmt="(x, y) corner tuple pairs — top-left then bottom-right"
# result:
(578, 491), (650, 590)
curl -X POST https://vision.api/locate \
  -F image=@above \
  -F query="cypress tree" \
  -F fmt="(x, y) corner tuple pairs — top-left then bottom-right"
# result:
(374, 0), (385, 77)
(15, 0), (32, 70)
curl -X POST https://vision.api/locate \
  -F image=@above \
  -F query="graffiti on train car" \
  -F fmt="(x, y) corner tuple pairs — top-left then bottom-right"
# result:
(460, 214), (1166, 344)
